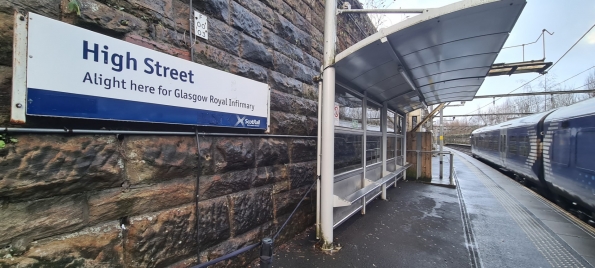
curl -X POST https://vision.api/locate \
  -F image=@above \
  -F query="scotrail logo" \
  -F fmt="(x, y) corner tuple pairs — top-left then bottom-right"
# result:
(235, 115), (261, 127)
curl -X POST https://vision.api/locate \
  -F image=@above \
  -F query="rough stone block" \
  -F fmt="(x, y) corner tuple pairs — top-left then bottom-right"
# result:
(254, 166), (276, 188)
(255, 138), (289, 167)
(207, 18), (240, 56)
(304, 49), (322, 70)
(231, 2), (263, 40)
(0, 0), (62, 20)
(198, 168), (256, 200)
(199, 224), (262, 267)
(192, 42), (234, 71)
(235, 0), (276, 32)
(272, 205), (314, 244)
(269, 90), (316, 117)
(125, 34), (190, 60)
(0, 12), (13, 67)
(229, 56), (268, 83)
(257, 0), (281, 12)
(0, 195), (86, 247)
(301, 82), (318, 101)
(273, 185), (312, 217)
(0, 221), (123, 267)
(0, 135), (123, 201)
(275, 14), (311, 52)
(284, 0), (310, 19)
(125, 204), (198, 267)
(264, 29), (305, 63)
(123, 136), (198, 185)
(68, 0), (147, 37)
(197, 196), (231, 250)
(273, 51), (293, 77)
(192, 0), (230, 23)
(269, 111), (310, 135)
(294, 61), (316, 84)
(88, 178), (195, 225)
(229, 186), (273, 236)
(239, 35), (273, 68)
(268, 70), (303, 97)
(213, 137), (255, 173)
(277, 1), (295, 24)
(293, 12), (311, 34)
(288, 161), (316, 189)
(290, 139), (317, 163)
(0, 65), (13, 125)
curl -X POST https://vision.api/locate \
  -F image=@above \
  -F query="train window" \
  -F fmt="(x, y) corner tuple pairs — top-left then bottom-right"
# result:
(518, 136), (530, 157)
(552, 130), (570, 166)
(509, 136), (518, 155)
(576, 130), (595, 171)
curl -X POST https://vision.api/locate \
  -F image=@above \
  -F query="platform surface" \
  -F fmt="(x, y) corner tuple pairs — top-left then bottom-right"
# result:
(272, 148), (595, 268)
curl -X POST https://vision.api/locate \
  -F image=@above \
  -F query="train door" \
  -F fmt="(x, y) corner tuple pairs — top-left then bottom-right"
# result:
(500, 129), (507, 167)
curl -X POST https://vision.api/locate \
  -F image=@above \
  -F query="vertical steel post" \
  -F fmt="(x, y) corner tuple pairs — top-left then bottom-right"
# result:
(449, 153), (454, 186)
(381, 102), (388, 200)
(260, 238), (273, 268)
(439, 106), (444, 179)
(320, 0), (337, 250)
(361, 91), (367, 214)
(403, 115), (407, 182)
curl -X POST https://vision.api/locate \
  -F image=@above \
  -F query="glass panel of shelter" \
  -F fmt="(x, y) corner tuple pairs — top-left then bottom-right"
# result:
(333, 86), (405, 176)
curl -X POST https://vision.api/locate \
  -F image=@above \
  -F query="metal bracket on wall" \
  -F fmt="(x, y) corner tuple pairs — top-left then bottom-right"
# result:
(11, 11), (28, 125)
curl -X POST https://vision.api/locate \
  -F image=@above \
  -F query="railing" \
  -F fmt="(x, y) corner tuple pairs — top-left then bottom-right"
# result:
(406, 150), (455, 186)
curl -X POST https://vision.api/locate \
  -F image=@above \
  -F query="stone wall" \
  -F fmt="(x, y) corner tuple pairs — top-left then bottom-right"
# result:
(0, 0), (375, 266)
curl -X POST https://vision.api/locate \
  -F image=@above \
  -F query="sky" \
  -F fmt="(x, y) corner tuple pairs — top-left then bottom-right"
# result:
(375, 0), (595, 116)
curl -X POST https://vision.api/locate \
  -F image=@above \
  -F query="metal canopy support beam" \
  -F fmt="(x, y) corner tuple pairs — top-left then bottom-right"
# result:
(320, 0), (337, 250)
(473, 89), (595, 99)
(410, 103), (446, 132)
(443, 113), (533, 117)
(337, 8), (426, 14)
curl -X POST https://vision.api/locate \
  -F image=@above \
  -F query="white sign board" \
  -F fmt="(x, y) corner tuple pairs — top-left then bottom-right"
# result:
(25, 13), (268, 129)
(194, 11), (208, 40)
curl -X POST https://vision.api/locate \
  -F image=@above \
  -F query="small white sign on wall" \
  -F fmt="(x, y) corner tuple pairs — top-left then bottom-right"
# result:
(194, 11), (208, 40)
(334, 103), (340, 126)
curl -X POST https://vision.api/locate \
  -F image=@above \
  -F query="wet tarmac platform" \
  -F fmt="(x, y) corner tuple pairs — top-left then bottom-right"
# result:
(272, 148), (595, 268)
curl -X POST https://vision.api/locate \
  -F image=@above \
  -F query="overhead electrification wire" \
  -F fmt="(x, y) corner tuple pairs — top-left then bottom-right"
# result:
(465, 23), (595, 115)
(547, 22), (595, 72)
(466, 65), (595, 115)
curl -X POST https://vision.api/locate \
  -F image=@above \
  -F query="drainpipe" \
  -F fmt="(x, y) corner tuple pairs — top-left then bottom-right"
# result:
(320, 0), (337, 250)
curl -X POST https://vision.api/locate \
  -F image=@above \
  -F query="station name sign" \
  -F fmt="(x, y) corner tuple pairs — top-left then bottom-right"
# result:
(24, 13), (269, 129)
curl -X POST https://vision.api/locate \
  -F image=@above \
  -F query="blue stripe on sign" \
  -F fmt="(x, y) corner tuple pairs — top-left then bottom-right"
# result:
(26, 88), (268, 129)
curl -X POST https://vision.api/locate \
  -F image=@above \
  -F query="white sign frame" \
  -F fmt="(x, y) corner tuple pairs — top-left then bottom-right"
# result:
(21, 12), (269, 129)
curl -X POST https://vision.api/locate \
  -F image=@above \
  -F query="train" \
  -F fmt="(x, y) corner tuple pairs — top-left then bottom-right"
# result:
(470, 97), (595, 224)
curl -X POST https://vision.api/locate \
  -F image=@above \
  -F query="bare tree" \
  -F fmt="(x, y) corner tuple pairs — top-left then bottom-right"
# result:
(362, 0), (396, 28)
(587, 69), (595, 97)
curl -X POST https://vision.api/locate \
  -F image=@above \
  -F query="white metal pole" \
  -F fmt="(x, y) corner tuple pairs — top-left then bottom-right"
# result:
(361, 91), (367, 215)
(439, 107), (444, 179)
(403, 115), (407, 181)
(320, 0), (337, 250)
(316, 80), (322, 240)
(381, 102), (388, 200)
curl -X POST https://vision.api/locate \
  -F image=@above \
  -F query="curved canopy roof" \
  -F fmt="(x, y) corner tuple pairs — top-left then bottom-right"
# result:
(334, 0), (526, 114)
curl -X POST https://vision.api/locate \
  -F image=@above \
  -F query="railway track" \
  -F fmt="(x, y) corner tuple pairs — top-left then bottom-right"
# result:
(445, 143), (472, 155)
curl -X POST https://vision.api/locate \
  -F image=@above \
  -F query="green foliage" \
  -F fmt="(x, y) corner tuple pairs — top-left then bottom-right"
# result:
(0, 133), (18, 149)
(67, 0), (81, 16)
